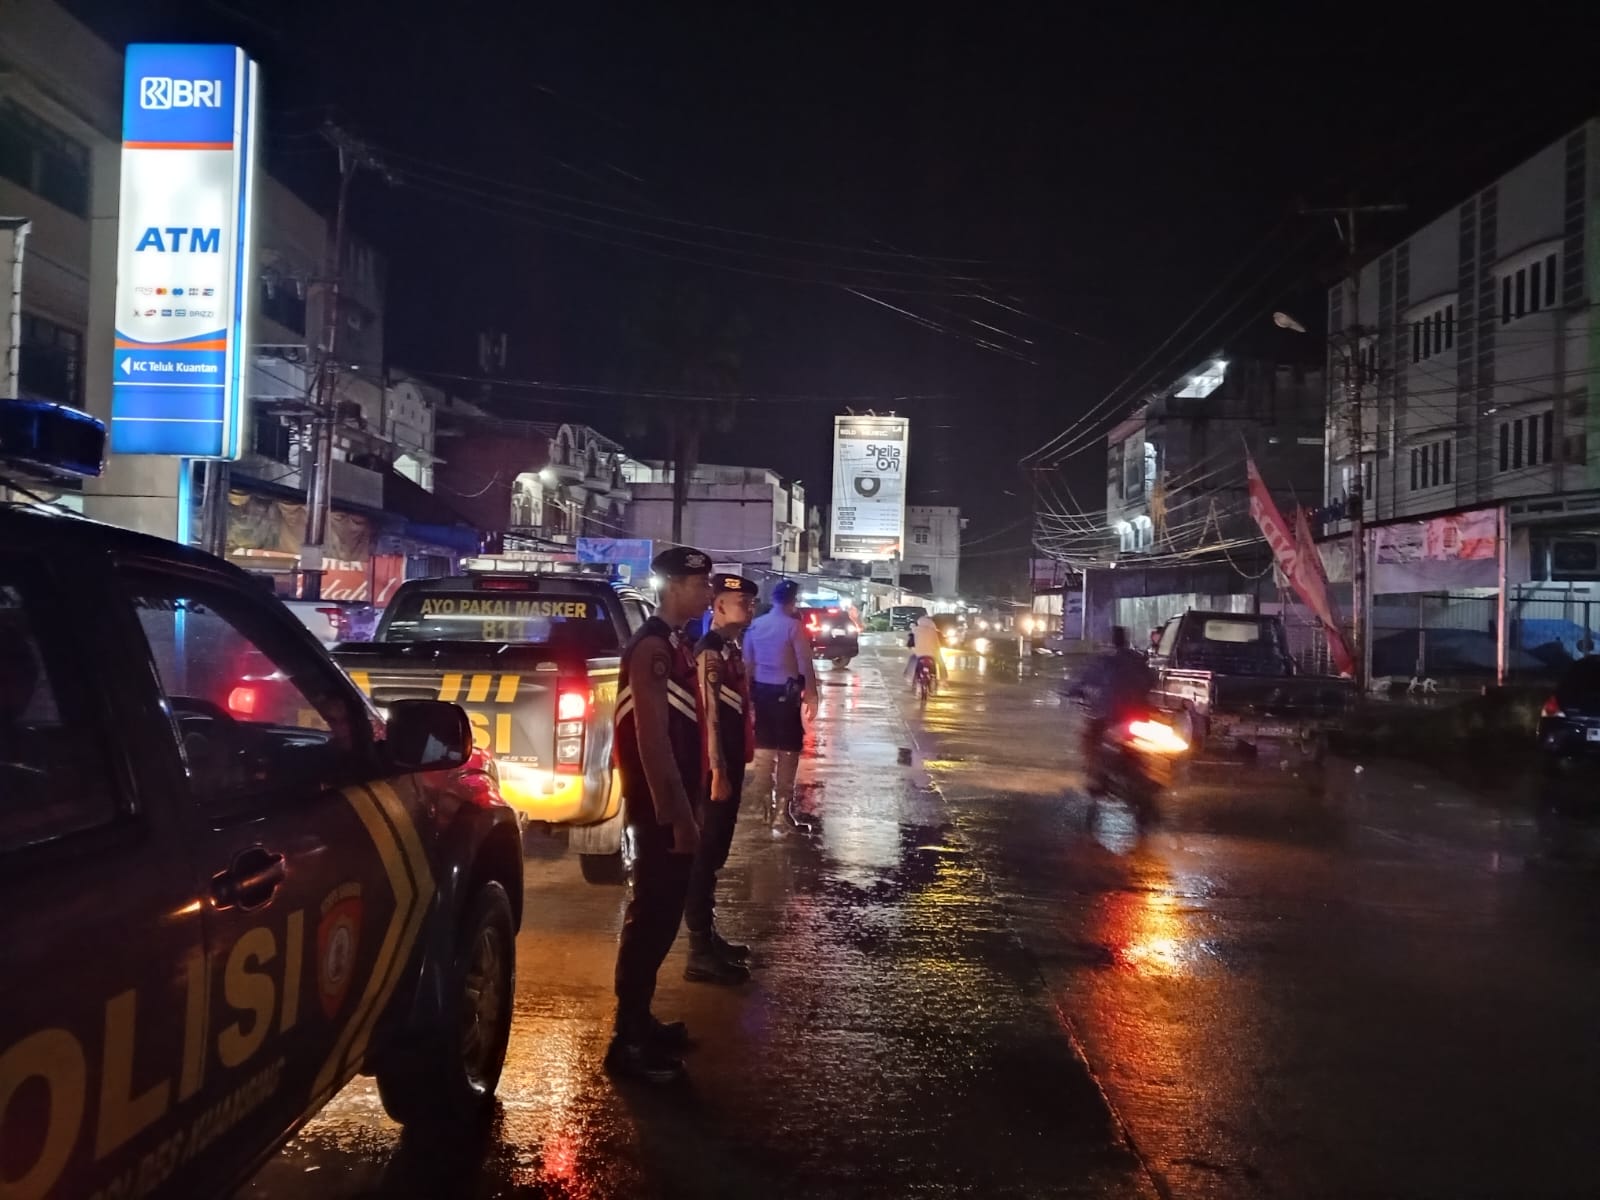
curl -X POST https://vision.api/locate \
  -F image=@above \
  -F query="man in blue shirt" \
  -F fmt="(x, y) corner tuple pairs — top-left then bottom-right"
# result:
(741, 579), (818, 835)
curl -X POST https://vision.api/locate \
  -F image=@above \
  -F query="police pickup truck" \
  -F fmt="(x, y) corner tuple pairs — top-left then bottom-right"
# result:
(0, 400), (524, 1200)
(333, 562), (646, 883)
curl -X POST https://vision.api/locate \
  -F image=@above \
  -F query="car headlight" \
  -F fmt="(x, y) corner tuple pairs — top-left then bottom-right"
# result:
(972, 636), (990, 655)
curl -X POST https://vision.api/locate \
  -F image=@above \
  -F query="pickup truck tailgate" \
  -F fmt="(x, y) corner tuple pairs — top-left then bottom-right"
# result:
(1212, 675), (1351, 717)
(341, 655), (558, 766)
(335, 642), (622, 824)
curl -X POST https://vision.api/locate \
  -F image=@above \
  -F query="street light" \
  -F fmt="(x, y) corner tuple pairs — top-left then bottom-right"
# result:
(1273, 311), (1308, 334)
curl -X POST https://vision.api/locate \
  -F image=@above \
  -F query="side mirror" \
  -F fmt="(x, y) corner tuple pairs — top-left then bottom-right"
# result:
(385, 700), (471, 771)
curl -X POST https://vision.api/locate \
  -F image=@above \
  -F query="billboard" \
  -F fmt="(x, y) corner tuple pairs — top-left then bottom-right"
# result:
(830, 415), (908, 561)
(1372, 506), (1498, 593)
(111, 44), (259, 458)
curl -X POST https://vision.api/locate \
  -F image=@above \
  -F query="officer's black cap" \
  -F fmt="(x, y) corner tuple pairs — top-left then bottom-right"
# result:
(651, 545), (712, 577)
(712, 573), (758, 597)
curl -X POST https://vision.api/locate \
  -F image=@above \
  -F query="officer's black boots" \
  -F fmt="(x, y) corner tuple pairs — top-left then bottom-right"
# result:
(708, 924), (750, 963)
(684, 930), (751, 984)
(605, 1033), (688, 1085)
(648, 1015), (691, 1049)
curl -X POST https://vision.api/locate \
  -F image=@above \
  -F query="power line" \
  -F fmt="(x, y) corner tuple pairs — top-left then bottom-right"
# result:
(370, 141), (1007, 267)
(389, 162), (1005, 286)
(392, 161), (1056, 365)
(409, 368), (952, 407)
(394, 170), (1007, 299)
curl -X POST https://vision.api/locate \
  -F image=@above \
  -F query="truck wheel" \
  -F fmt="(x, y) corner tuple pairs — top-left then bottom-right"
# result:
(1172, 708), (1198, 750)
(832, 655), (853, 668)
(376, 882), (515, 1131)
(578, 823), (635, 886)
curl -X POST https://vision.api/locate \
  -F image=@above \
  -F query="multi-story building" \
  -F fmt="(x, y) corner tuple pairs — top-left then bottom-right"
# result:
(1096, 352), (1326, 633)
(901, 504), (963, 598)
(0, 0), (475, 597)
(1109, 354), (1324, 553)
(432, 401), (632, 547)
(1327, 121), (1597, 530)
(1324, 119), (1600, 670)
(622, 462), (806, 573)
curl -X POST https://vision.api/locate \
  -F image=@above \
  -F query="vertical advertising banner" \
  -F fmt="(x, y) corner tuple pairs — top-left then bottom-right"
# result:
(1246, 455), (1356, 677)
(830, 415), (909, 561)
(112, 44), (259, 458)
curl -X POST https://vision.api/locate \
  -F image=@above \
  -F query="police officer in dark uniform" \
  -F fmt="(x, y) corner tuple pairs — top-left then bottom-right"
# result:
(606, 545), (714, 1084)
(684, 573), (759, 985)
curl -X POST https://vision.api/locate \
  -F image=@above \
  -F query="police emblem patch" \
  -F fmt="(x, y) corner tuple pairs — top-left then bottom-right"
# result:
(317, 882), (363, 1019)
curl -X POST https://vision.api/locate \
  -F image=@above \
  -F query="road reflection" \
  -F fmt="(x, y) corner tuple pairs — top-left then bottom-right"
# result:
(1100, 888), (1193, 978)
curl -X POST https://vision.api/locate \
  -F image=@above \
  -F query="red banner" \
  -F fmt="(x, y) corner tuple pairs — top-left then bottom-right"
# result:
(1246, 456), (1355, 678)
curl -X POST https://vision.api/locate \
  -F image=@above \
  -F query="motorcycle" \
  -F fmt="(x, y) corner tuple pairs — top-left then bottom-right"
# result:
(913, 654), (938, 705)
(1074, 698), (1189, 822)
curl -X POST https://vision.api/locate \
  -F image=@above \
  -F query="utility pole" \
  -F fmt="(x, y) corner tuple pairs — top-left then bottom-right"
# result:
(301, 126), (385, 599)
(1302, 201), (1405, 693)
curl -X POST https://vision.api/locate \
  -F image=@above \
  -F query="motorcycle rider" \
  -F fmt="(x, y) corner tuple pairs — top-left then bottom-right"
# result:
(904, 613), (947, 689)
(1074, 626), (1154, 786)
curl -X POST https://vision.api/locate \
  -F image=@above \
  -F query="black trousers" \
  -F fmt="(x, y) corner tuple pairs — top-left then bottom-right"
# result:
(684, 761), (745, 934)
(752, 681), (804, 751)
(614, 817), (693, 1038)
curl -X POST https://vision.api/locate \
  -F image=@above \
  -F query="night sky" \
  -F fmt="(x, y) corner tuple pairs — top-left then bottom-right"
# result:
(65, 1), (1600, 590)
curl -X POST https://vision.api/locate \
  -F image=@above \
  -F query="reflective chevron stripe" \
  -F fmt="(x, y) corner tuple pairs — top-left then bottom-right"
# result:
(309, 781), (434, 1108)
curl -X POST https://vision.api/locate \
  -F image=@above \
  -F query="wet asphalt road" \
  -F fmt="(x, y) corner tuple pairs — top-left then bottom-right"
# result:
(245, 638), (1600, 1199)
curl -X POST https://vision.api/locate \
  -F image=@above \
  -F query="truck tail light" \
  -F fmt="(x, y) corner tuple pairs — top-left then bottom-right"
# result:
(555, 686), (588, 774)
(1543, 695), (1564, 718)
(226, 685), (259, 717)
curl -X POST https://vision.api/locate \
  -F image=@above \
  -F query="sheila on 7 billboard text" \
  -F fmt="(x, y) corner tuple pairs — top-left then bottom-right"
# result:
(830, 415), (908, 561)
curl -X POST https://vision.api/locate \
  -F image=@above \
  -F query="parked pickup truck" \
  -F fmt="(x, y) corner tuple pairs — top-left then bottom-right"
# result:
(334, 566), (652, 882)
(1149, 611), (1354, 767)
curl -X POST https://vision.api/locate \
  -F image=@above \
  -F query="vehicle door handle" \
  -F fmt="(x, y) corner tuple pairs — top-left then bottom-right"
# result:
(210, 848), (286, 911)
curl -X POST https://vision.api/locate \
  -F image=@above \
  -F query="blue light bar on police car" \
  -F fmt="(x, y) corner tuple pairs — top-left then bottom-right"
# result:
(0, 398), (106, 480)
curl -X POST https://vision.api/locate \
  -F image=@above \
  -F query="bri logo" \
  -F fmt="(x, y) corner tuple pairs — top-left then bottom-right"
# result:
(139, 77), (223, 109)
